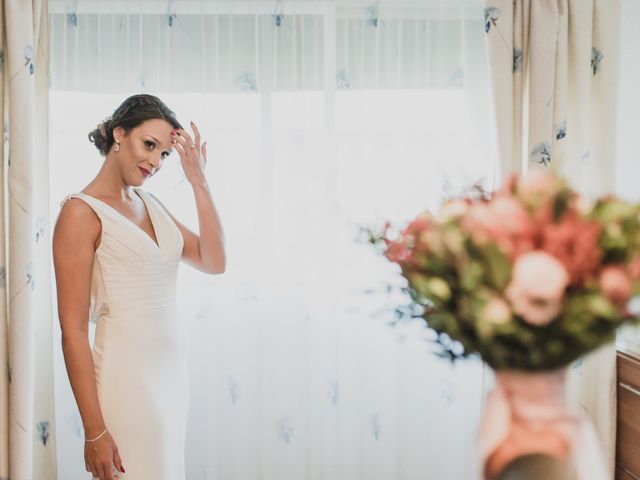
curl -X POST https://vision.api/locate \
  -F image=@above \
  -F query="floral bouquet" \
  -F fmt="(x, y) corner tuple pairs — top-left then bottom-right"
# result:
(368, 172), (640, 479)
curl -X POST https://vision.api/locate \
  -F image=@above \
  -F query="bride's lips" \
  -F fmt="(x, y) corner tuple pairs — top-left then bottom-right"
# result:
(139, 167), (152, 178)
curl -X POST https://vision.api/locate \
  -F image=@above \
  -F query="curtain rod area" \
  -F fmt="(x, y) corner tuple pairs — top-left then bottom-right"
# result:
(48, 0), (483, 18)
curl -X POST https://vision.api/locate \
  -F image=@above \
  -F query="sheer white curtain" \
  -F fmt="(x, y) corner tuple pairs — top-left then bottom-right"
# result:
(49, 1), (496, 479)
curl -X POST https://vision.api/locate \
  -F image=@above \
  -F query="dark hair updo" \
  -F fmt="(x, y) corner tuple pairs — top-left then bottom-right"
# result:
(88, 94), (183, 156)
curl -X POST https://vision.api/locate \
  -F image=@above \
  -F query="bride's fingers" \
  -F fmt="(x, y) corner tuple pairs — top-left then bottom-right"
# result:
(201, 141), (207, 160)
(174, 128), (194, 148)
(96, 463), (108, 480)
(114, 448), (125, 474)
(174, 142), (186, 158)
(171, 134), (187, 151)
(172, 131), (190, 149)
(190, 121), (201, 148)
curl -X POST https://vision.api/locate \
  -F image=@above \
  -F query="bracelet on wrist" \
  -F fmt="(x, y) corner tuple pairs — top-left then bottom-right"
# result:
(85, 428), (108, 443)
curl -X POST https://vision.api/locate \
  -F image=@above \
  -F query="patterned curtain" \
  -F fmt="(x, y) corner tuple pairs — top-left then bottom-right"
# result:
(0, 0), (56, 479)
(483, 0), (621, 475)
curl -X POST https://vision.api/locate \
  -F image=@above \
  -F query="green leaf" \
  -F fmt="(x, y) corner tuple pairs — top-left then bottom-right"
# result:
(552, 190), (572, 222)
(478, 242), (512, 291)
(590, 198), (639, 223)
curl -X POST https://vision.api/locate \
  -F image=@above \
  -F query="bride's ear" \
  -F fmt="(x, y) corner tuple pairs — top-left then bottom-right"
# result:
(113, 126), (126, 143)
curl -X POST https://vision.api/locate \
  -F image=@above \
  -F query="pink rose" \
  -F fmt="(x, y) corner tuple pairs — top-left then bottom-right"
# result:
(490, 197), (531, 233)
(496, 174), (518, 196)
(599, 266), (633, 308)
(540, 212), (602, 286)
(384, 237), (412, 263)
(403, 213), (431, 236)
(505, 251), (570, 326)
(461, 203), (504, 244)
(518, 171), (557, 197)
(629, 257), (640, 281)
(489, 197), (535, 258)
(461, 197), (535, 259)
(440, 199), (469, 222)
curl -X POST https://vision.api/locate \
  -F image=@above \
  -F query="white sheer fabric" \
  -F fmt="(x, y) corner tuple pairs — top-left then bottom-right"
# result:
(49, 1), (498, 479)
(50, 0), (485, 93)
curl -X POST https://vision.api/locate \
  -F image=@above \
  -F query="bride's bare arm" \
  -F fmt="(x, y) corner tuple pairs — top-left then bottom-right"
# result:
(53, 199), (124, 479)
(53, 199), (105, 437)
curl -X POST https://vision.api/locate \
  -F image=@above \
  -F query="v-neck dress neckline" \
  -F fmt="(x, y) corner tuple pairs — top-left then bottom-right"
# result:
(79, 189), (160, 250)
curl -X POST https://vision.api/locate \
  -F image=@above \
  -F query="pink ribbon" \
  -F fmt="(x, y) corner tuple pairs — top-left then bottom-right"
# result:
(476, 368), (608, 479)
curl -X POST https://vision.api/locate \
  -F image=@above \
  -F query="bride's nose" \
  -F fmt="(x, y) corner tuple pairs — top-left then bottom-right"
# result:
(148, 153), (161, 168)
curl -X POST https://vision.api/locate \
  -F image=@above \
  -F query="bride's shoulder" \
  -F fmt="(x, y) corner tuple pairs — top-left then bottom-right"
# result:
(58, 193), (95, 217)
(54, 194), (101, 246)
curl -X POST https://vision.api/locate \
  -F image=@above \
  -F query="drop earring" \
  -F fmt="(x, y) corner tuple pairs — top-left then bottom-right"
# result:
(114, 141), (120, 152)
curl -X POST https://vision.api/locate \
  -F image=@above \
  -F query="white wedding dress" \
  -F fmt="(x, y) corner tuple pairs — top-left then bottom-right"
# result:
(62, 189), (188, 479)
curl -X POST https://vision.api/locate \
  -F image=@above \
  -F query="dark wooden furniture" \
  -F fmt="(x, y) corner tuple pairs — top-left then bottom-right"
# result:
(616, 349), (640, 480)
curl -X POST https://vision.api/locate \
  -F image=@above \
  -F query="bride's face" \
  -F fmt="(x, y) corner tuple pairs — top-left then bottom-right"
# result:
(113, 119), (175, 186)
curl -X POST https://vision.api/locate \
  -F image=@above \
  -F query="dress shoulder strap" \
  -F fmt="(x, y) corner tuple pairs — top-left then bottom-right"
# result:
(59, 192), (113, 221)
(60, 193), (81, 208)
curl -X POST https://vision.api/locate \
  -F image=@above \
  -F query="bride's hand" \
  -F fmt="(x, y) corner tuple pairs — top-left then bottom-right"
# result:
(84, 430), (125, 480)
(171, 121), (208, 187)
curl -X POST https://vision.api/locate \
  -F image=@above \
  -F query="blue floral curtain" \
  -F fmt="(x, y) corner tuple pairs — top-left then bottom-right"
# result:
(0, 0), (56, 479)
(483, 0), (622, 475)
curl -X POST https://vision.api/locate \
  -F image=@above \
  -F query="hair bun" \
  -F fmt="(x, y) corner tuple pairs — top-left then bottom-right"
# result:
(88, 120), (111, 156)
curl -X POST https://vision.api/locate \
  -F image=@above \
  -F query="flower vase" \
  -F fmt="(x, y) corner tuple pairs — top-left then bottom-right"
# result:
(476, 367), (608, 480)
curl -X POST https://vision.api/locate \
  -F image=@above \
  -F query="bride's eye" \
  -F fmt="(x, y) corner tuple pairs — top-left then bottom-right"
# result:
(144, 140), (155, 149)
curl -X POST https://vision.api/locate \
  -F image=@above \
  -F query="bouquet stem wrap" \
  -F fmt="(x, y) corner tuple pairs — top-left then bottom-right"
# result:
(476, 368), (608, 480)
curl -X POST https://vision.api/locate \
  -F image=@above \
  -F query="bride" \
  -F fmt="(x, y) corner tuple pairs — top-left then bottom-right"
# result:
(52, 94), (225, 480)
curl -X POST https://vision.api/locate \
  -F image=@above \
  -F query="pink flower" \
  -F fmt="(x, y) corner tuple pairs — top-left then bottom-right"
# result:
(490, 197), (530, 231)
(384, 213), (434, 264)
(505, 251), (570, 326)
(496, 174), (518, 196)
(384, 238), (412, 263)
(518, 171), (557, 198)
(403, 213), (431, 236)
(488, 197), (535, 259)
(629, 257), (640, 281)
(461, 203), (504, 244)
(540, 211), (602, 286)
(599, 266), (633, 308)
(440, 199), (470, 222)
(461, 197), (535, 259)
